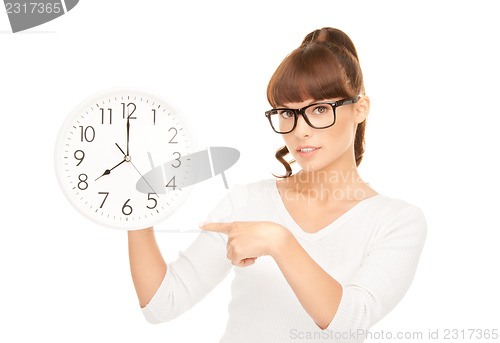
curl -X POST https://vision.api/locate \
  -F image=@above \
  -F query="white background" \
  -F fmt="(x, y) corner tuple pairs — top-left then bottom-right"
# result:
(1, 0), (499, 342)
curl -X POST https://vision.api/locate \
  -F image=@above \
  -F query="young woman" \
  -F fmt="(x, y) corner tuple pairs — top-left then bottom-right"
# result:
(128, 27), (427, 343)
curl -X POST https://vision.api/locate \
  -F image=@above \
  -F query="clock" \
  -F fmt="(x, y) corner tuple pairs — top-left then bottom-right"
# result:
(54, 87), (199, 230)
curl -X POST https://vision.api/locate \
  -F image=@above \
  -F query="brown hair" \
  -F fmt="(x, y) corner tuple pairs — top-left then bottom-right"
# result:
(267, 27), (366, 178)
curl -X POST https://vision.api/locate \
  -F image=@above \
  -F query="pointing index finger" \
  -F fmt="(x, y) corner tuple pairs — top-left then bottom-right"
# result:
(199, 222), (232, 234)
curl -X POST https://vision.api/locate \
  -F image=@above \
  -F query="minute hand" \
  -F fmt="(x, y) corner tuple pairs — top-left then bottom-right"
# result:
(126, 116), (130, 156)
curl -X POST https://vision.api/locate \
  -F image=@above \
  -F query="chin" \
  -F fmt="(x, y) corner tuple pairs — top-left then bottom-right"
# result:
(298, 162), (324, 173)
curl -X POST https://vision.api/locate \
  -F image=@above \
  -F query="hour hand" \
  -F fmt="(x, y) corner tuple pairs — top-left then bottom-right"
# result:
(95, 158), (126, 181)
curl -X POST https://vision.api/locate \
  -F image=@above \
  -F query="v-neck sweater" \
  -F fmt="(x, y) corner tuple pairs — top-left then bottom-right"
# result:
(140, 178), (427, 343)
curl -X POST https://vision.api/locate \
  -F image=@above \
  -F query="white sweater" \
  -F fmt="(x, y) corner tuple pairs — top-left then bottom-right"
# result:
(140, 178), (427, 342)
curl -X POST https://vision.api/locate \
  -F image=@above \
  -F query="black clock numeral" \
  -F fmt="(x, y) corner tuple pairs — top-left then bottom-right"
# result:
(168, 127), (178, 143)
(146, 193), (157, 209)
(122, 199), (133, 216)
(98, 192), (109, 208)
(166, 176), (177, 191)
(79, 126), (95, 142)
(100, 108), (112, 124)
(122, 102), (137, 119)
(152, 109), (156, 125)
(74, 150), (85, 166)
(78, 173), (88, 190)
(172, 152), (181, 168)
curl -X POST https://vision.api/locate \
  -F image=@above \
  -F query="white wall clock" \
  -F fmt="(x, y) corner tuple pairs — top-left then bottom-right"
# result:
(54, 87), (199, 230)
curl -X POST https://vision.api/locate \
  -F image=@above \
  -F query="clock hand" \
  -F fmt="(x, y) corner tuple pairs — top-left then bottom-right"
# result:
(95, 158), (126, 181)
(130, 160), (159, 197)
(115, 142), (158, 197)
(126, 113), (130, 156)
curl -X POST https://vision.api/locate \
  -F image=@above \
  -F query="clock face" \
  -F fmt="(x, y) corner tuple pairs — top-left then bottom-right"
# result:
(54, 88), (199, 230)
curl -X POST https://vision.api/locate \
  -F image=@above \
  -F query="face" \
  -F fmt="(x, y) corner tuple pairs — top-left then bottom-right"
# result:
(280, 97), (369, 174)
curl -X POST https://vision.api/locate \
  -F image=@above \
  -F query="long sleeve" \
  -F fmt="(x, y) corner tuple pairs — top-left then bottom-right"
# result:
(323, 205), (427, 340)
(141, 190), (237, 324)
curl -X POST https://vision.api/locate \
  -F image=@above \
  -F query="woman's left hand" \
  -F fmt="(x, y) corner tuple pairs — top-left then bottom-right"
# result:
(199, 221), (290, 267)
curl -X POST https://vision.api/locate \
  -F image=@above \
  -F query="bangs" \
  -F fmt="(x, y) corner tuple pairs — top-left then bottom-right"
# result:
(267, 43), (354, 108)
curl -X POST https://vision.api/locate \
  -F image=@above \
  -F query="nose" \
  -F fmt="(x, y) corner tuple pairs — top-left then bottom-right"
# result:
(293, 113), (312, 137)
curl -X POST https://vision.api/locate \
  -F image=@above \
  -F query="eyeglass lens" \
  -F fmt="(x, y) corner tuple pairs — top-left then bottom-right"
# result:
(268, 103), (334, 133)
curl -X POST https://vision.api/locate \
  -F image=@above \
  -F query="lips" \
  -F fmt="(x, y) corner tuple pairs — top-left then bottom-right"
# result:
(296, 146), (320, 152)
(296, 146), (320, 158)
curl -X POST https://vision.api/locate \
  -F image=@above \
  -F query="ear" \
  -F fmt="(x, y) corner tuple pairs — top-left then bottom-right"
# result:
(354, 95), (370, 124)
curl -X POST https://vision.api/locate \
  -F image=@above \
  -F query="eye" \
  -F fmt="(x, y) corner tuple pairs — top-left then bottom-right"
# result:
(278, 110), (294, 119)
(312, 105), (328, 114)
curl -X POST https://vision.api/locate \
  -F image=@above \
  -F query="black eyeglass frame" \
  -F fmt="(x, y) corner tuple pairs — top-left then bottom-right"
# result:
(264, 95), (360, 134)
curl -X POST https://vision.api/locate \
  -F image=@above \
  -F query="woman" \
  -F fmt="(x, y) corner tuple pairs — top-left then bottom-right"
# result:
(128, 27), (427, 343)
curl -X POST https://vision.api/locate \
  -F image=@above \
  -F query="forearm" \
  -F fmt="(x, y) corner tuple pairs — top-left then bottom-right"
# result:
(128, 227), (167, 308)
(271, 233), (343, 330)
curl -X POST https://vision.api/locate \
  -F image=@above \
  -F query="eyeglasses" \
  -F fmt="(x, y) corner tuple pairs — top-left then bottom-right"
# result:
(264, 96), (360, 134)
